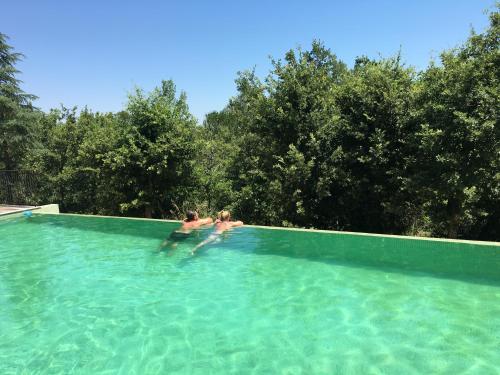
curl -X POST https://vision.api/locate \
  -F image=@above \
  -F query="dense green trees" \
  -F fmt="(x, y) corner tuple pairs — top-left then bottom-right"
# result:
(412, 10), (500, 239)
(26, 82), (199, 218)
(0, 9), (498, 241)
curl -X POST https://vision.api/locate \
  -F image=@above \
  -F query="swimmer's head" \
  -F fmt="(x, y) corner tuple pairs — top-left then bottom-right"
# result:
(186, 210), (198, 222)
(219, 210), (231, 222)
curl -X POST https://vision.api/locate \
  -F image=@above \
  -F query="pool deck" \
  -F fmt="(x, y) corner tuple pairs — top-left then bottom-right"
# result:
(0, 205), (38, 216)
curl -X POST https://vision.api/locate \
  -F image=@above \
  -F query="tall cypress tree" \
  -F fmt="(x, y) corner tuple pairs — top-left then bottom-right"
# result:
(0, 33), (38, 170)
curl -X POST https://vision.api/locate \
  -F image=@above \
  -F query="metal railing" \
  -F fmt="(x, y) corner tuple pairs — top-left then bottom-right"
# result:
(0, 170), (41, 205)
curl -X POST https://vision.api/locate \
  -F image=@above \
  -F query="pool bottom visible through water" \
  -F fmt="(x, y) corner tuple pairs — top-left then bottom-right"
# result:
(0, 214), (499, 374)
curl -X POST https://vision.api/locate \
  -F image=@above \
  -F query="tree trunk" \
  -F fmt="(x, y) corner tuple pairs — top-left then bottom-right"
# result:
(446, 197), (461, 238)
(144, 174), (153, 218)
(145, 205), (152, 218)
(2, 143), (13, 170)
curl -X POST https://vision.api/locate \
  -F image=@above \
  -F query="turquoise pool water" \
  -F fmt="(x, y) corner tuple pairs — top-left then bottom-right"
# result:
(1, 214), (499, 374)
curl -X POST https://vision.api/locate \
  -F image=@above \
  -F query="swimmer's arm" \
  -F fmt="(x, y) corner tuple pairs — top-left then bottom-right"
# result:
(200, 217), (214, 225)
(231, 221), (243, 227)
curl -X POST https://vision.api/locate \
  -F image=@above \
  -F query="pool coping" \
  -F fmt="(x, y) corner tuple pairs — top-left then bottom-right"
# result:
(0, 205), (40, 216)
(0, 204), (61, 219)
(34, 211), (500, 247)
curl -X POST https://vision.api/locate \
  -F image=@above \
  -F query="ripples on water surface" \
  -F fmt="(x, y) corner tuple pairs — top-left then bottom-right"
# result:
(0, 214), (499, 374)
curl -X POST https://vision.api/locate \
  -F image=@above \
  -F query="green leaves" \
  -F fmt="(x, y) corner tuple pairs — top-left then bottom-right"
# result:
(412, 9), (499, 238)
(0, 33), (39, 170)
(2, 7), (498, 240)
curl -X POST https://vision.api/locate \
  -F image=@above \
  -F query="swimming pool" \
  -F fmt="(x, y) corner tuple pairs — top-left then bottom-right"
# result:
(1, 213), (499, 374)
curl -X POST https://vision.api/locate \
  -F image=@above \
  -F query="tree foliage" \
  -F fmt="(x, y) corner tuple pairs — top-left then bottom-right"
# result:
(1, 8), (498, 241)
(0, 33), (39, 170)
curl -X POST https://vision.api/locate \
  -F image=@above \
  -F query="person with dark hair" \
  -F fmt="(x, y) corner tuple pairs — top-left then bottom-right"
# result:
(159, 211), (213, 251)
(191, 210), (243, 254)
(182, 210), (212, 229)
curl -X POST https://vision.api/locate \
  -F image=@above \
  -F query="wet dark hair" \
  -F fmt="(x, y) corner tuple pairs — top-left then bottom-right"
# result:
(186, 210), (196, 222)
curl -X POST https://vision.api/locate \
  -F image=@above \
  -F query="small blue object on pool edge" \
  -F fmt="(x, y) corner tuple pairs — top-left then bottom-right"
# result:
(23, 211), (33, 218)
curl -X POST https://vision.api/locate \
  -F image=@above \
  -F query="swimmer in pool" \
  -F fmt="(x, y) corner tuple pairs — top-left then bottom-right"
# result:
(159, 210), (213, 250)
(191, 210), (243, 254)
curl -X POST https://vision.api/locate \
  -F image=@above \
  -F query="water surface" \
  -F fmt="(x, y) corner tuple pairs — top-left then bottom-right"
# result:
(1, 214), (499, 374)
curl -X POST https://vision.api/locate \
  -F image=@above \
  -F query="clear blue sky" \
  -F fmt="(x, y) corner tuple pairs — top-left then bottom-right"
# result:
(3, 0), (495, 122)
